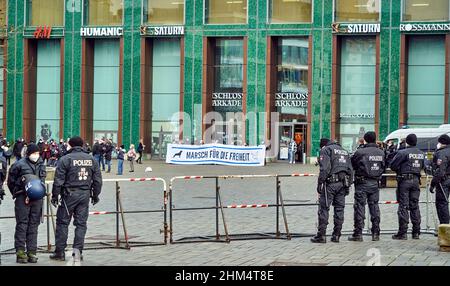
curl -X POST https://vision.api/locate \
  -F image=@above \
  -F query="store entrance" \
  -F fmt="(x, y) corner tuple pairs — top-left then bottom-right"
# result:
(278, 123), (307, 163)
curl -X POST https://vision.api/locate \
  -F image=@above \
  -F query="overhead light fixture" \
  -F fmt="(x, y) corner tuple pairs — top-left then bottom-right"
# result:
(171, 1), (184, 4)
(354, 4), (369, 8)
(226, 1), (243, 4)
(412, 3), (430, 7)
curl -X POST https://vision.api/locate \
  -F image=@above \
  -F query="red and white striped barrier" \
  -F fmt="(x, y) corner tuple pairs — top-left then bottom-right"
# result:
(227, 204), (269, 209)
(379, 201), (398, 205)
(290, 173), (317, 177)
(89, 211), (110, 215)
(182, 176), (204, 180)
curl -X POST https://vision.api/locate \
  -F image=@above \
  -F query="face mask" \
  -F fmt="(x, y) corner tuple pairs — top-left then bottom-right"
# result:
(29, 153), (40, 163)
(437, 143), (443, 150)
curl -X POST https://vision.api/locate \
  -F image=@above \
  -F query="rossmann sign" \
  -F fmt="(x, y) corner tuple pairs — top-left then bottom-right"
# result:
(400, 23), (450, 32)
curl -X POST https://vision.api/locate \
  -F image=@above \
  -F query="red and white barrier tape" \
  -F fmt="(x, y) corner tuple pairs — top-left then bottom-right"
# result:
(183, 176), (203, 180)
(89, 211), (109, 215)
(227, 204), (269, 209)
(129, 177), (159, 182)
(379, 201), (398, 204)
(290, 173), (316, 177)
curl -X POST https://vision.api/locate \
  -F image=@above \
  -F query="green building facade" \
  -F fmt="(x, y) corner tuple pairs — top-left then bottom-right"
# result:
(1, 0), (449, 161)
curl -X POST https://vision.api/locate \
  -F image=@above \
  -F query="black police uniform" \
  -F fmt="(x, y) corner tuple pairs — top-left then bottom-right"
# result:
(390, 146), (425, 236)
(52, 146), (102, 255)
(351, 143), (385, 238)
(314, 141), (353, 241)
(0, 154), (7, 203)
(7, 157), (46, 253)
(430, 145), (450, 224)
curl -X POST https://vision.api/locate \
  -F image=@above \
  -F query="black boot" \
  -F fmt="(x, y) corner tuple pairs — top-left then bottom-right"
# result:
(331, 235), (340, 243)
(412, 233), (420, 240)
(392, 233), (407, 240)
(27, 252), (38, 263)
(372, 233), (380, 241)
(16, 250), (28, 264)
(49, 251), (66, 261)
(348, 234), (363, 242)
(310, 234), (326, 244)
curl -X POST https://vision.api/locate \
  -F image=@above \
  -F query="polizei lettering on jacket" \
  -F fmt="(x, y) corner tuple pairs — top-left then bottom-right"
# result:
(80, 27), (123, 37)
(73, 160), (93, 167)
(333, 149), (348, 156)
(409, 153), (424, 160)
(369, 156), (383, 161)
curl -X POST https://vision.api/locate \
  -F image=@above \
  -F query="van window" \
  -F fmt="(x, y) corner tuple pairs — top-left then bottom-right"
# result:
(416, 137), (437, 152)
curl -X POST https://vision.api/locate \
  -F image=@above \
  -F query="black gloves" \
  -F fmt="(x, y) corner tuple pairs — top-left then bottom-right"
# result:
(345, 188), (350, 196)
(91, 196), (99, 206)
(51, 195), (59, 208)
(430, 177), (439, 194)
(0, 188), (5, 202)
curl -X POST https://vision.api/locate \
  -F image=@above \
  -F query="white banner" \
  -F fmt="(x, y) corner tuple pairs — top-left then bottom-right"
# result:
(166, 144), (266, 166)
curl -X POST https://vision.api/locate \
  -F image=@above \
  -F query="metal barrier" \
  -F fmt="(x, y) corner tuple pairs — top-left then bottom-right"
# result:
(169, 174), (297, 244)
(0, 177), (168, 259)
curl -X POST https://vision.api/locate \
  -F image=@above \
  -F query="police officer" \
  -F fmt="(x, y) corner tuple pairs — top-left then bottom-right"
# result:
(7, 143), (46, 263)
(49, 136), (102, 261)
(0, 150), (6, 204)
(430, 134), (450, 225)
(311, 138), (353, 243)
(390, 134), (425, 240)
(348, 132), (385, 242)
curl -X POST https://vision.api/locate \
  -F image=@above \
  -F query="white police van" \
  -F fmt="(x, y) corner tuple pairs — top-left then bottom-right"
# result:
(384, 124), (450, 152)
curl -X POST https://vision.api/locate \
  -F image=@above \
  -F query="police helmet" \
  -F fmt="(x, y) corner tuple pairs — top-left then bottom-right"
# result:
(22, 174), (46, 201)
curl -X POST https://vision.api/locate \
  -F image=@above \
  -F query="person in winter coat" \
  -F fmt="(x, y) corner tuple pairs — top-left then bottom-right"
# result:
(127, 145), (137, 173)
(116, 145), (126, 175)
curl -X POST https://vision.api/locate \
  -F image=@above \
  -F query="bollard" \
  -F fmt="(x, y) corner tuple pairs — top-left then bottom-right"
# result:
(438, 224), (450, 252)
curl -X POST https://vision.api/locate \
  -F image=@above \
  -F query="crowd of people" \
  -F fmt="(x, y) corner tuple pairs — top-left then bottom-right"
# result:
(0, 135), (146, 175)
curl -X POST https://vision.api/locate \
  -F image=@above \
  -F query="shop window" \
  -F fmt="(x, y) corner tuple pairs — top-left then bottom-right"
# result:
(143, 0), (184, 25)
(276, 37), (309, 120)
(403, 0), (449, 21)
(0, 41), (4, 134)
(93, 39), (119, 143)
(407, 36), (445, 127)
(339, 37), (376, 152)
(36, 41), (61, 141)
(27, 0), (64, 26)
(151, 39), (181, 156)
(212, 38), (244, 144)
(84, 0), (123, 26)
(269, 0), (312, 23)
(335, 0), (380, 22)
(0, 0), (6, 28)
(205, 0), (247, 24)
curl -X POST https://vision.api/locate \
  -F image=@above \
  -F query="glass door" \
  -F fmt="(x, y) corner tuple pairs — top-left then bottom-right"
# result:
(279, 124), (293, 160)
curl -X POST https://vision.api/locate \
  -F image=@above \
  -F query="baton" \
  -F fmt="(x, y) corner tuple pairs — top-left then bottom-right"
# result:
(323, 183), (328, 207)
(438, 183), (449, 203)
(61, 197), (70, 217)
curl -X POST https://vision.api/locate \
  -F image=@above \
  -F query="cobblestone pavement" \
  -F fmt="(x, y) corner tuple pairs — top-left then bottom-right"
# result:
(0, 160), (448, 266)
